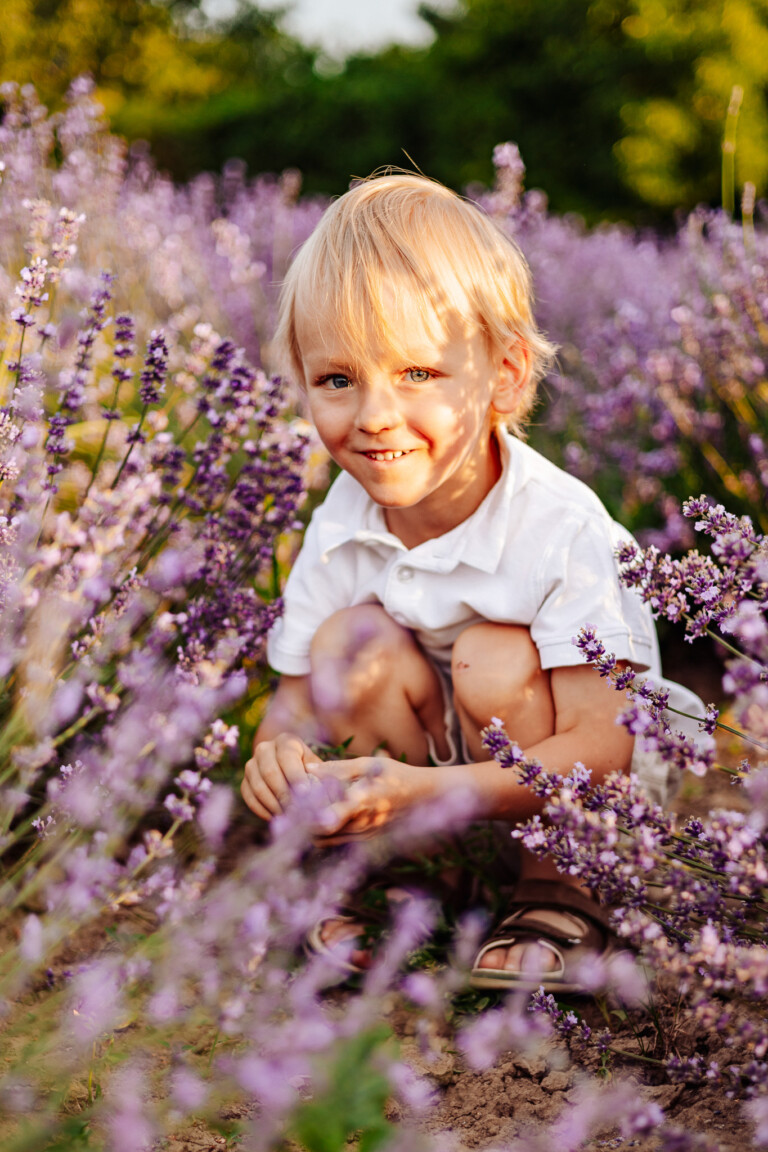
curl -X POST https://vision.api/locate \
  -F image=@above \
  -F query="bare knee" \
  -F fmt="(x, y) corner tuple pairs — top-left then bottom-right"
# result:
(309, 605), (415, 711)
(452, 623), (554, 750)
(310, 604), (411, 663)
(452, 623), (542, 705)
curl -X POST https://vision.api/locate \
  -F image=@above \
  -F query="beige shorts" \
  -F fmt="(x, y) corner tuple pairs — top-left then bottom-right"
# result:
(424, 664), (673, 809)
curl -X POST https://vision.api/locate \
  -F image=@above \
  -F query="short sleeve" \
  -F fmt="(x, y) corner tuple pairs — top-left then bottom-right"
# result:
(530, 514), (658, 672)
(266, 509), (355, 676)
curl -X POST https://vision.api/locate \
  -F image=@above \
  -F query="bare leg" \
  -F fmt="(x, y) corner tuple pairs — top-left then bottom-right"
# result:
(308, 605), (450, 965)
(309, 604), (450, 763)
(451, 623), (593, 975)
(309, 614), (594, 974)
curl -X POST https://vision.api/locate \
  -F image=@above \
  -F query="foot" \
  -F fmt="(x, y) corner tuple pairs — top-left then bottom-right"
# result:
(318, 914), (376, 970)
(476, 907), (595, 976)
(313, 887), (417, 972)
(469, 879), (614, 992)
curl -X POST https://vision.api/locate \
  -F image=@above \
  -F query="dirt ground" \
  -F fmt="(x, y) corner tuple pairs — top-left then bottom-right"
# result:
(392, 996), (750, 1151)
(163, 1035), (749, 1152)
(400, 1037), (747, 1151)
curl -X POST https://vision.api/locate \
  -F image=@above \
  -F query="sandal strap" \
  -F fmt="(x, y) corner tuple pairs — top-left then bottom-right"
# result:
(499, 879), (614, 930)
(473, 927), (567, 977)
(475, 913), (604, 957)
(471, 879), (614, 966)
(494, 913), (602, 948)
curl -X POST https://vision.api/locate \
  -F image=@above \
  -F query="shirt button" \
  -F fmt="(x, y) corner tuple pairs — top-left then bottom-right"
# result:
(397, 567), (414, 582)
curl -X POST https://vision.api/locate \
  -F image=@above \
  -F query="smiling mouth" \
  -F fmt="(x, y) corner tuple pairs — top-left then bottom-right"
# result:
(362, 450), (414, 462)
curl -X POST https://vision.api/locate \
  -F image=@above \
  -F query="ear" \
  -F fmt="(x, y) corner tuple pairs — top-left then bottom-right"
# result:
(491, 338), (532, 416)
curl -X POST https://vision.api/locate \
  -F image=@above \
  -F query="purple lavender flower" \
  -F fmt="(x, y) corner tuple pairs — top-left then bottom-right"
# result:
(138, 330), (168, 406)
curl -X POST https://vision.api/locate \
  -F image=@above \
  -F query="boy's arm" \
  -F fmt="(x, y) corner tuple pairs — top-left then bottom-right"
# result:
(241, 675), (322, 820)
(309, 662), (634, 836)
(458, 660), (635, 821)
(255, 675), (315, 743)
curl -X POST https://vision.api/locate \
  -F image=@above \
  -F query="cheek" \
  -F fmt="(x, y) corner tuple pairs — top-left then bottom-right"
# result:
(413, 393), (465, 431)
(307, 401), (346, 448)
(430, 398), (483, 442)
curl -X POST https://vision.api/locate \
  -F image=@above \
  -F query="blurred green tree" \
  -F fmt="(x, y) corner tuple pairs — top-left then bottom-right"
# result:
(2, 0), (768, 219)
(317, 0), (767, 219)
(153, 0), (768, 220)
(613, 0), (768, 210)
(0, 0), (315, 162)
(1, 0), (224, 113)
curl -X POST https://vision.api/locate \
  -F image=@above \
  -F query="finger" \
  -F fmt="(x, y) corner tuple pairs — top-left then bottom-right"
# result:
(337, 810), (380, 834)
(311, 797), (356, 836)
(281, 752), (320, 790)
(307, 756), (374, 784)
(248, 737), (325, 814)
(242, 764), (280, 818)
(271, 735), (322, 791)
(255, 743), (303, 810)
(318, 817), (373, 840)
(299, 740), (323, 768)
(312, 788), (380, 836)
(313, 800), (386, 842)
(243, 752), (284, 816)
(240, 773), (274, 822)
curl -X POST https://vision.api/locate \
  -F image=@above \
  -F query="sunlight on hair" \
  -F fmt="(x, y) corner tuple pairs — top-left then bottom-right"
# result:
(274, 173), (556, 435)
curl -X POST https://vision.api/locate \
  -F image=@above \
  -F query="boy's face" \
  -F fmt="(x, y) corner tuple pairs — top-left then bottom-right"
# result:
(295, 294), (522, 545)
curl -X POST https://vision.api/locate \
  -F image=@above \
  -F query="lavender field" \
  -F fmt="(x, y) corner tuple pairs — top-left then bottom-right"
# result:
(0, 79), (767, 1152)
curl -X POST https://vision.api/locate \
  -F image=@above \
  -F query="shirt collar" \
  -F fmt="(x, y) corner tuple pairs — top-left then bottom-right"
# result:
(316, 429), (520, 573)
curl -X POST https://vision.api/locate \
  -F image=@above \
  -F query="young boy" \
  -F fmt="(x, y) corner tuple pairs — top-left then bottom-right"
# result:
(241, 173), (703, 990)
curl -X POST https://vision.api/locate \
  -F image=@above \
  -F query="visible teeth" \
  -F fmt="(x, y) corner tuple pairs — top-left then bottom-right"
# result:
(367, 450), (407, 461)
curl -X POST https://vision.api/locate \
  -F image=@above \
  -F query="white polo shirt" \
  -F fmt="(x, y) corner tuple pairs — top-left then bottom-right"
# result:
(268, 429), (661, 678)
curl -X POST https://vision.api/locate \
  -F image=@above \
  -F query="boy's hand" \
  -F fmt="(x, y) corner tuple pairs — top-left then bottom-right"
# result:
(307, 756), (436, 843)
(241, 733), (322, 820)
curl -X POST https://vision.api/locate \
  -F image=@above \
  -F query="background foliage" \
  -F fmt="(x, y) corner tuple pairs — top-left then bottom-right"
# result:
(4, 0), (768, 220)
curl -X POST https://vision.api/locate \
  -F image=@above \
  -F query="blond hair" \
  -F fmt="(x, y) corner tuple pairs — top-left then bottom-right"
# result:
(273, 172), (556, 435)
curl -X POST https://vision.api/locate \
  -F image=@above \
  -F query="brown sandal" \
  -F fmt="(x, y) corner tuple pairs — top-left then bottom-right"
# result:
(468, 879), (616, 994)
(305, 886), (421, 975)
(305, 856), (478, 976)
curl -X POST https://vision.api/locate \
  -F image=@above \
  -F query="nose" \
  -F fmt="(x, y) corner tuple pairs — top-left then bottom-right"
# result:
(355, 377), (404, 434)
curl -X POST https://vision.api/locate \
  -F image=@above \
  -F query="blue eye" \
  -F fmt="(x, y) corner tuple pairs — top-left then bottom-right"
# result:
(406, 369), (432, 383)
(318, 374), (352, 390)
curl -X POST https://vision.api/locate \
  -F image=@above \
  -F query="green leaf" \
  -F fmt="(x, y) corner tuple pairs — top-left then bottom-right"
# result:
(288, 1027), (396, 1152)
(40, 1117), (93, 1150)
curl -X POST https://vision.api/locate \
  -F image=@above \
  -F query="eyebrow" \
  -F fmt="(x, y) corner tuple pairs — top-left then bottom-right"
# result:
(302, 335), (448, 374)
(308, 360), (355, 374)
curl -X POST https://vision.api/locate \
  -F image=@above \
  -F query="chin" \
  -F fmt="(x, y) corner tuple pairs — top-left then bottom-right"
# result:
(357, 483), (419, 509)
(365, 492), (410, 509)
